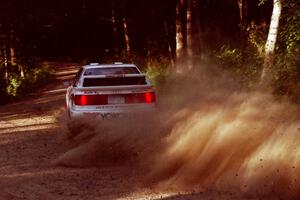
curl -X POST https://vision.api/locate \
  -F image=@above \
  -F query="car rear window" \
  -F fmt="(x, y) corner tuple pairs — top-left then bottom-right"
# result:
(84, 67), (139, 76)
(83, 77), (147, 87)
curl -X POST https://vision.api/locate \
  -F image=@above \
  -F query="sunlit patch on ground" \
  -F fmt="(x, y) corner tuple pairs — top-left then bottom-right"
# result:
(116, 191), (180, 200)
(0, 115), (57, 134)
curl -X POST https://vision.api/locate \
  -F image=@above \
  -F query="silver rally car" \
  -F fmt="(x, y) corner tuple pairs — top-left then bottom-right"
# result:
(65, 62), (156, 119)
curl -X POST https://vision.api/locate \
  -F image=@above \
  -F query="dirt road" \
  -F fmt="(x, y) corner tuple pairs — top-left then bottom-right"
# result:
(0, 63), (146, 200)
(1, 62), (297, 200)
(0, 63), (206, 200)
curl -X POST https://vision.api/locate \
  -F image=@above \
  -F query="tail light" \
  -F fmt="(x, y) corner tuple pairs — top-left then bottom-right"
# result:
(125, 92), (156, 104)
(74, 95), (108, 105)
(73, 92), (156, 106)
(144, 92), (156, 103)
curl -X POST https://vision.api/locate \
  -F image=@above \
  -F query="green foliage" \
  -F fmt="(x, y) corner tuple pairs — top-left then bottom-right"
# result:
(268, 0), (300, 101)
(248, 29), (266, 57)
(137, 55), (169, 87)
(146, 65), (167, 87)
(17, 65), (54, 96)
(33, 66), (54, 86)
(272, 53), (300, 101)
(7, 73), (22, 96)
(215, 45), (263, 88)
(216, 46), (243, 67)
(1, 64), (55, 103)
(279, 0), (300, 54)
(258, 0), (270, 6)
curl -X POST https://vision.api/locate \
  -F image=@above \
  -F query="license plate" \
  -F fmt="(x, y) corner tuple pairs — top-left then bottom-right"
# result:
(100, 113), (124, 120)
(108, 96), (125, 104)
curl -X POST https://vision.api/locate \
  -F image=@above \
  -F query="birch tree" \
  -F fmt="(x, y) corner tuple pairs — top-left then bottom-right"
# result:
(260, 0), (282, 85)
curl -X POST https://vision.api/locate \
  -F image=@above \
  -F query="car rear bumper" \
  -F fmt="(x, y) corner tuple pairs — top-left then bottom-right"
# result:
(68, 104), (156, 119)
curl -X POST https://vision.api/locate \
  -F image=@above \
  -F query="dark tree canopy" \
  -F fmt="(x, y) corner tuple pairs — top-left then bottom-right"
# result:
(0, 0), (299, 102)
(0, 0), (273, 59)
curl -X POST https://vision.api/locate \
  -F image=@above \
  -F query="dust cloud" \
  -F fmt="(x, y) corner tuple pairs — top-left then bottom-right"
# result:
(55, 66), (300, 199)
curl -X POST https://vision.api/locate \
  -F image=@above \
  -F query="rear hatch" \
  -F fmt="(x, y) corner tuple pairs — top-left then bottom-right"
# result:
(72, 74), (156, 111)
(83, 74), (147, 87)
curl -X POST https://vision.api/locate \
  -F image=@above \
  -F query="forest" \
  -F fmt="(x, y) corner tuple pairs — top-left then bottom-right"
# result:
(1, 1), (300, 199)
(0, 0), (299, 103)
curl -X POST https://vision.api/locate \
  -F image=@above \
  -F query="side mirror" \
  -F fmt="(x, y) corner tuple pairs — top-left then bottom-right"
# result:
(63, 81), (71, 86)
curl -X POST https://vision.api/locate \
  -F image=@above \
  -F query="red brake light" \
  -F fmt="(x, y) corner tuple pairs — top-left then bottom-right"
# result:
(145, 92), (155, 103)
(124, 92), (156, 104)
(74, 95), (107, 105)
(81, 95), (87, 105)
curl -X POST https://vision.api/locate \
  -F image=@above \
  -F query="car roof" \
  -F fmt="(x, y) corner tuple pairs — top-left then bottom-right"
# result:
(82, 63), (137, 69)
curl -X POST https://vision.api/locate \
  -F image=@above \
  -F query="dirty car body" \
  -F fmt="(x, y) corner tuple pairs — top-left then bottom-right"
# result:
(66, 63), (156, 119)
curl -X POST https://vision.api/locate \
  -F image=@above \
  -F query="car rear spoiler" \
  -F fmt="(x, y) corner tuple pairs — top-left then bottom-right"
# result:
(82, 73), (147, 78)
(74, 84), (154, 91)
(73, 85), (154, 95)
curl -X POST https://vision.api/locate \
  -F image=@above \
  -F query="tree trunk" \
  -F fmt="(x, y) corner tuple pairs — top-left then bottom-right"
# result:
(0, 47), (7, 96)
(260, 0), (282, 85)
(10, 47), (15, 66)
(176, 0), (185, 68)
(3, 45), (8, 83)
(163, 21), (175, 67)
(237, 0), (244, 30)
(175, 0), (197, 71)
(122, 17), (131, 61)
(186, 0), (193, 69)
(192, 0), (203, 60)
(238, 1), (247, 46)
(111, 0), (119, 59)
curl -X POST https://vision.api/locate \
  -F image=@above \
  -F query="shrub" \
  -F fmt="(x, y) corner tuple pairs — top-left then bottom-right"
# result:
(7, 73), (22, 97)
(0, 64), (55, 104)
(215, 45), (263, 88)
(272, 53), (300, 102)
(17, 65), (55, 96)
